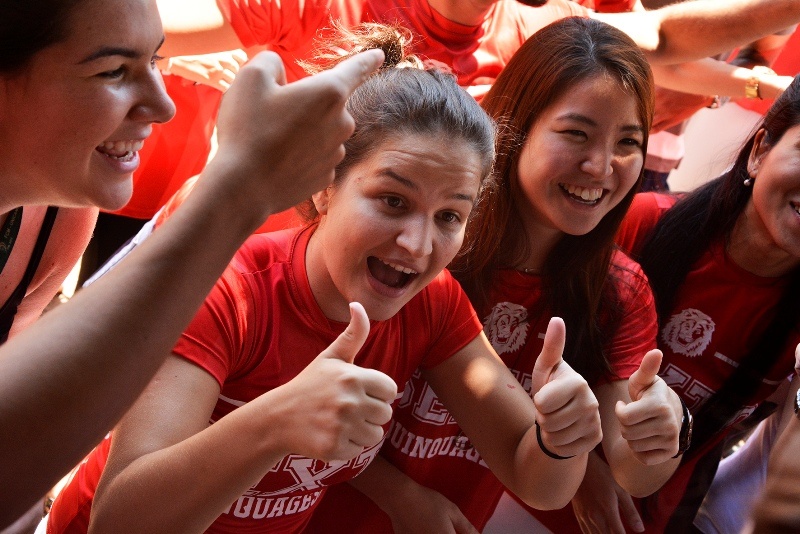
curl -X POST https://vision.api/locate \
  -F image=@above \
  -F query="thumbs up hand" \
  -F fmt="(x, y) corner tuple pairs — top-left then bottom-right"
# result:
(615, 349), (683, 464)
(532, 318), (602, 459)
(275, 302), (397, 462)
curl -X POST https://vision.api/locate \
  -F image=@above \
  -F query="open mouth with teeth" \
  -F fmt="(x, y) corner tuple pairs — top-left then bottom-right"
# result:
(96, 140), (145, 162)
(792, 201), (800, 217)
(559, 183), (605, 205)
(367, 256), (419, 289)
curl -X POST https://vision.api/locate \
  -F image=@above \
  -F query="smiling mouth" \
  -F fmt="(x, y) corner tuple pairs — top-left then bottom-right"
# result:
(559, 183), (605, 205)
(792, 201), (800, 216)
(367, 257), (419, 289)
(96, 140), (145, 161)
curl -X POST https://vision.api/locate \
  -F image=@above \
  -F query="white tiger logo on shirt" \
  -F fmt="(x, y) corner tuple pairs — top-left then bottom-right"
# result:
(662, 308), (715, 357)
(483, 302), (529, 354)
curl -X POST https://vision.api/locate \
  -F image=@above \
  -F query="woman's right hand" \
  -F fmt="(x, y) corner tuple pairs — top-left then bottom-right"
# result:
(205, 49), (385, 228)
(531, 318), (603, 459)
(270, 302), (397, 461)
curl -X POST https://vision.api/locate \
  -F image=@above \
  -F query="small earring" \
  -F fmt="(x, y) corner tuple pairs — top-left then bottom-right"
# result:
(743, 177), (753, 187)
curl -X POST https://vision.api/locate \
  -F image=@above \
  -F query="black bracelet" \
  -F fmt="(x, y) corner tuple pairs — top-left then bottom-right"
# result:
(535, 420), (575, 460)
(672, 396), (693, 458)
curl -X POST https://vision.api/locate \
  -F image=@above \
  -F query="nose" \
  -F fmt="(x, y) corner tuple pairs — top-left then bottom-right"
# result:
(396, 215), (434, 259)
(130, 69), (176, 125)
(580, 145), (614, 180)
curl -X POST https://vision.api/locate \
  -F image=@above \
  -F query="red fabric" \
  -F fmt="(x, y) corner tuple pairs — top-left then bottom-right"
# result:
(573, 0), (636, 13)
(47, 225), (482, 534)
(222, 0), (586, 95)
(110, 74), (222, 219)
(155, 176), (303, 234)
(531, 192), (800, 533)
(309, 251), (657, 532)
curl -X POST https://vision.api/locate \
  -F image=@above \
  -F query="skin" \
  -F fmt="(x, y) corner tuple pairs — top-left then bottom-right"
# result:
(0, 0), (387, 517)
(156, 0), (800, 69)
(0, 0), (175, 212)
(729, 125), (800, 278)
(87, 131), (604, 532)
(307, 133), (483, 322)
(514, 74), (645, 271)
(515, 74), (682, 497)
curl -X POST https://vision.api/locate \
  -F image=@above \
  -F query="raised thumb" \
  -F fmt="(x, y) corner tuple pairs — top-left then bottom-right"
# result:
(320, 302), (370, 364)
(531, 317), (566, 396)
(628, 349), (663, 402)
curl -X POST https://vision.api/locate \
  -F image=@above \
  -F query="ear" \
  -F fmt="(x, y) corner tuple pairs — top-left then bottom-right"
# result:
(747, 128), (770, 178)
(311, 187), (332, 216)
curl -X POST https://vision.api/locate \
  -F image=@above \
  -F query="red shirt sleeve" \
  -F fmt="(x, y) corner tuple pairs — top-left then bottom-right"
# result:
(419, 270), (483, 369)
(615, 192), (677, 258)
(601, 251), (658, 382)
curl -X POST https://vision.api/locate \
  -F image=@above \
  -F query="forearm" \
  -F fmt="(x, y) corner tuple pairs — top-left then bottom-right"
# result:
(651, 58), (792, 100)
(0, 163), (267, 524)
(597, 0), (800, 64)
(605, 436), (679, 497)
(505, 427), (588, 510)
(90, 396), (289, 534)
(348, 455), (417, 514)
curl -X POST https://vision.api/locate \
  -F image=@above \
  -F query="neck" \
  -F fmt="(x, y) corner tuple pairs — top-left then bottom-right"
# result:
(514, 224), (562, 274)
(425, 0), (496, 26)
(305, 223), (352, 323)
(728, 203), (800, 278)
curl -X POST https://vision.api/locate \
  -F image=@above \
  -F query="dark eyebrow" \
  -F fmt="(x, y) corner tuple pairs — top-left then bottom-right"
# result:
(557, 113), (644, 135)
(384, 170), (475, 203)
(78, 36), (166, 64)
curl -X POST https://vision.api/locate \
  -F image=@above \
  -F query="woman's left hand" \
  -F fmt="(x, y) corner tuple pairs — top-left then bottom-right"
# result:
(614, 349), (683, 464)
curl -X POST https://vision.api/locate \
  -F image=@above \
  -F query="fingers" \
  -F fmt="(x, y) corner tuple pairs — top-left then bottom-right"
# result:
(627, 349), (662, 402)
(452, 513), (480, 534)
(244, 50), (287, 88)
(617, 488), (644, 533)
(319, 302), (370, 364)
(312, 48), (385, 97)
(531, 317), (566, 395)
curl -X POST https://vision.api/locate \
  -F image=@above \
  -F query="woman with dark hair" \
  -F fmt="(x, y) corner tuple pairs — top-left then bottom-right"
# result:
(587, 74), (800, 532)
(47, 25), (603, 533)
(308, 17), (684, 533)
(0, 0), (387, 528)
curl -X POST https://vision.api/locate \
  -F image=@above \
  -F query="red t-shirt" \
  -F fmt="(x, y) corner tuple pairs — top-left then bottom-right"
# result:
(308, 250), (656, 531)
(111, 74), (222, 220)
(47, 225), (483, 534)
(531, 193), (800, 533)
(220, 0), (585, 95)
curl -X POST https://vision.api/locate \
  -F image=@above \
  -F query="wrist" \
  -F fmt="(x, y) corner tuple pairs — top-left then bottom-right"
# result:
(744, 66), (777, 100)
(672, 396), (693, 458)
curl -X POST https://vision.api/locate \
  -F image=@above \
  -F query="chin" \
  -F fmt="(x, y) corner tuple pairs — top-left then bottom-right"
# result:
(92, 181), (134, 211)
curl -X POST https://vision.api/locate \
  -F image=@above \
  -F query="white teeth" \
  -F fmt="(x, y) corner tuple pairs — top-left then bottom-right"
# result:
(97, 139), (145, 157)
(381, 259), (418, 275)
(560, 184), (603, 202)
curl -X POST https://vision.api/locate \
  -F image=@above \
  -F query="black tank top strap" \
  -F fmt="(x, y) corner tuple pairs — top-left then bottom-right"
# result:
(0, 206), (59, 344)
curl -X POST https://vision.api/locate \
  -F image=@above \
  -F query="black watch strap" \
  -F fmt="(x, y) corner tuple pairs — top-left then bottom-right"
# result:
(672, 397), (693, 458)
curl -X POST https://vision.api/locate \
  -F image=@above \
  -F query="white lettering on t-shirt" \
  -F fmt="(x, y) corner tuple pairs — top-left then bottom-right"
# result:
(662, 308), (715, 357)
(483, 302), (530, 355)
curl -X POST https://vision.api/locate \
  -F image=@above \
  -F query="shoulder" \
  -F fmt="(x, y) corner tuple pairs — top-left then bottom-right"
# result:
(616, 192), (677, 257)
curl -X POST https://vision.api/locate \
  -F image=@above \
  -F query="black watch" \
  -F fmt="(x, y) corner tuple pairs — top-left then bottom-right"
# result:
(672, 397), (693, 458)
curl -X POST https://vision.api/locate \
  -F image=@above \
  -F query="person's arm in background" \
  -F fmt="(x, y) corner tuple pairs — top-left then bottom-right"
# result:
(650, 58), (793, 101)
(0, 49), (385, 528)
(594, 0), (800, 64)
(156, 0), (241, 57)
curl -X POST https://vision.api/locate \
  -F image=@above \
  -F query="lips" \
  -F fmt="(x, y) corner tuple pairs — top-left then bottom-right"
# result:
(367, 256), (419, 289)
